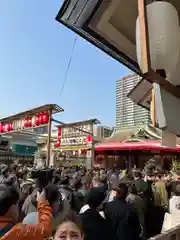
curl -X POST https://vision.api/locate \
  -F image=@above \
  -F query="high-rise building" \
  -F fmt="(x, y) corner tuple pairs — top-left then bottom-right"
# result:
(116, 74), (151, 128)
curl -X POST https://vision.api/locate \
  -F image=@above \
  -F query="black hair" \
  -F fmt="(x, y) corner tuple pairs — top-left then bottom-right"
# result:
(117, 183), (128, 199)
(134, 171), (142, 179)
(59, 177), (69, 186)
(85, 186), (106, 209)
(45, 184), (61, 206)
(57, 210), (83, 235)
(10, 163), (17, 173)
(128, 184), (137, 195)
(72, 179), (82, 190)
(0, 186), (19, 216)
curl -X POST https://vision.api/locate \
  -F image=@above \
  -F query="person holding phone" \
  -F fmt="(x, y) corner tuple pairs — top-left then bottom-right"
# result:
(0, 184), (52, 240)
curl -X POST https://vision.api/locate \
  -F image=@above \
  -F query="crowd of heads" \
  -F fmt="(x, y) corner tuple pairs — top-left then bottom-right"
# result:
(0, 162), (180, 239)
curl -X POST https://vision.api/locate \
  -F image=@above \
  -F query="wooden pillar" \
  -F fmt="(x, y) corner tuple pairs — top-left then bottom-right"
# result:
(137, 0), (151, 73)
(46, 110), (52, 167)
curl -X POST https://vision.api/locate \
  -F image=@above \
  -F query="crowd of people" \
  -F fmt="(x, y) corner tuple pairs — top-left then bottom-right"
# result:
(0, 162), (180, 240)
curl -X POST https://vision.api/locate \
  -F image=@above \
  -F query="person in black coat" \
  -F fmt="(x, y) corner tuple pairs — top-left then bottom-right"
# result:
(105, 183), (141, 240)
(79, 186), (111, 240)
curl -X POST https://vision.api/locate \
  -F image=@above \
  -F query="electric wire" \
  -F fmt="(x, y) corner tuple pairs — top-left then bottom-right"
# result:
(59, 35), (77, 99)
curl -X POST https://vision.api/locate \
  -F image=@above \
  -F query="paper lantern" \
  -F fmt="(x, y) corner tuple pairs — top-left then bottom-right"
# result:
(24, 118), (29, 128)
(35, 114), (40, 126)
(8, 123), (13, 132)
(0, 123), (5, 133)
(136, 2), (180, 76)
(0, 123), (2, 133)
(39, 113), (44, 125)
(56, 140), (60, 147)
(28, 117), (32, 127)
(167, 30), (180, 86)
(87, 135), (92, 142)
(42, 112), (49, 124)
(4, 124), (8, 132)
(58, 128), (61, 136)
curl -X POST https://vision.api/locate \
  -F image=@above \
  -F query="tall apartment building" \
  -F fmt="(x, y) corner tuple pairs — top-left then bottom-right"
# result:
(116, 74), (151, 128)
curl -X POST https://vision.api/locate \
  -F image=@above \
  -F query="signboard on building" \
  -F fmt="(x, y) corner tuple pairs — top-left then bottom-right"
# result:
(56, 121), (94, 149)
(0, 112), (49, 133)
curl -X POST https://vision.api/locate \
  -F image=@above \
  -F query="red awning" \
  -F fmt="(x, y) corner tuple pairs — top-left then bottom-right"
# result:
(95, 140), (180, 152)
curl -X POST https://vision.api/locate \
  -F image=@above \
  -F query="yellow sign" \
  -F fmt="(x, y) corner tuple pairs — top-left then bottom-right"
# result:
(59, 145), (88, 151)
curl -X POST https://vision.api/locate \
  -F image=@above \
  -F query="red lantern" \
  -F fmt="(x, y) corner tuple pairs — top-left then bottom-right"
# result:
(28, 117), (32, 127)
(87, 135), (92, 142)
(24, 118), (29, 128)
(4, 124), (8, 132)
(58, 128), (61, 136)
(8, 123), (13, 132)
(39, 113), (43, 125)
(42, 112), (49, 124)
(0, 123), (4, 133)
(35, 114), (40, 126)
(56, 128), (61, 147)
(1, 124), (5, 133)
(56, 140), (60, 147)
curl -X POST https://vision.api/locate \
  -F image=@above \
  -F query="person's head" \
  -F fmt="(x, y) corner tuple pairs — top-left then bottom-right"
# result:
(70, 178), (81, 190)
(99, 175), (107, 185)
(85, 186), (106, 210)
(155, 174), (163, 181)
(134, 171), (142, 180)
(60, 177), (69, 186)
(54, 211), (83, 240)
(116, 183), (128, 200)
(128, 184), (137, 195)
(10, 163), (17, 174)
(1, 166), (9, 177)
(45, 184), (62, 216)
(0, 184), (19, 221)
(92, 176), (103, 188)
(81, 177), (88, 189)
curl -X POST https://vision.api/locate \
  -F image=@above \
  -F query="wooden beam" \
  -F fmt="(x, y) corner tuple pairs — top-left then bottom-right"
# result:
(144, 69), (180, 99)
(137, 1), (180, 100)
(137, 0), (151, 73)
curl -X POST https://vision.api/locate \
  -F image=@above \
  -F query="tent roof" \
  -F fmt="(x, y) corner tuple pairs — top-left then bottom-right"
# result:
(95, 140), (180, 152)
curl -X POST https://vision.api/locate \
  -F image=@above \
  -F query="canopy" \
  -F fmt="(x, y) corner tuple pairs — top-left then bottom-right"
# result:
(95, 140), (180, 152)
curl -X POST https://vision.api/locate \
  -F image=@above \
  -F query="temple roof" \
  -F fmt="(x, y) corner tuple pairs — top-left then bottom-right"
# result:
(102, 124), (161, 143)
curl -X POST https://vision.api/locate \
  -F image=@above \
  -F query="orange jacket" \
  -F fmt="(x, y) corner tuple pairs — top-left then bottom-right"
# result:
(0, 200), (52, 240)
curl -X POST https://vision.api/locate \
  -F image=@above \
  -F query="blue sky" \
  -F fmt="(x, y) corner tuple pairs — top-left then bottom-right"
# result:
(0, 0), (131, 127)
